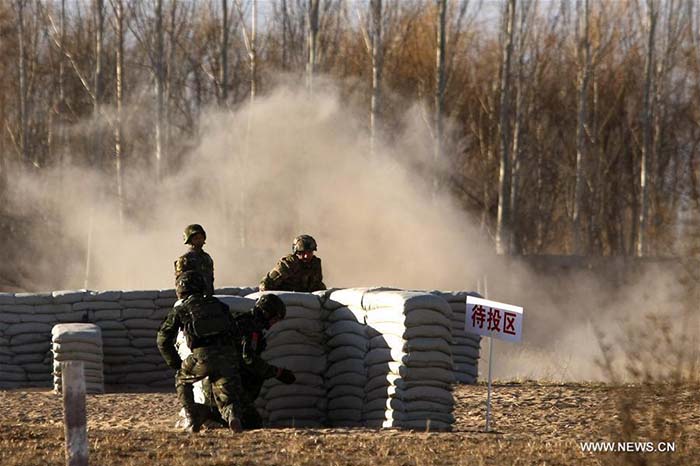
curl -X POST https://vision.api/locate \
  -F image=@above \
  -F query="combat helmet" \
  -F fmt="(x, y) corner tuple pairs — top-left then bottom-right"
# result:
(183, 224), (207, 244)
(176, 271), (207, 297)
(292, 234), (317, 253)
(254, 294), (287, 321)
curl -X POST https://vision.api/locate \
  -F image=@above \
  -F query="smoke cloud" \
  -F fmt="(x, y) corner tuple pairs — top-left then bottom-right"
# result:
(5, 82), (696, 382)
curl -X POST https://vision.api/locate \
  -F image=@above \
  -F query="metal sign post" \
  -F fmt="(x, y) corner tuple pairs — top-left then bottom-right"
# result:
(485, 336), (494, 431)
(465, 296), (524, 433)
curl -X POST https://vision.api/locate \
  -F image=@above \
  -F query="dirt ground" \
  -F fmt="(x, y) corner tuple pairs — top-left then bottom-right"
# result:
(0, 382), (697, 466)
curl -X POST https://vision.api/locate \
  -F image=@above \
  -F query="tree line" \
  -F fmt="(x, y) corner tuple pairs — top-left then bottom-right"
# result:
(1, 0), (699, 288)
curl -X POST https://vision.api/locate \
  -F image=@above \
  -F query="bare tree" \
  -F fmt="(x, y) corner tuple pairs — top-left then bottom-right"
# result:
(110, 0), (126, 225)
(154, 0), (165, 181)
(496, 0), (516, 255)
(573, 0), (591, 255)
(370, 0), (383, 157)
(16, 0), (28, 163)
(220, 0), (230, 105)
(307, 0), (320, 91)
(637, 0), (657, 257)
(434, 0), (446, 196)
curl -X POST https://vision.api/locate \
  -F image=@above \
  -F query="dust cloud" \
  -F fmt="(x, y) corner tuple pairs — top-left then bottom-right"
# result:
(5, 82), (696, 382)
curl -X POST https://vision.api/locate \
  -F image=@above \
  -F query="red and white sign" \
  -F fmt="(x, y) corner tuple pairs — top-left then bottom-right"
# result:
(466, 296), (523, 343)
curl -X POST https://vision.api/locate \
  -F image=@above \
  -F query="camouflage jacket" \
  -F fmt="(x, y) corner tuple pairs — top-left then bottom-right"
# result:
(259, 254), (326, 293)
(156, 295), (237, 370)
(174, 248), (215, 295)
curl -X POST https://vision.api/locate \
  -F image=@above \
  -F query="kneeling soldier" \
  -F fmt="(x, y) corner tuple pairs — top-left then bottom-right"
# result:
(157, 271), (246, 433)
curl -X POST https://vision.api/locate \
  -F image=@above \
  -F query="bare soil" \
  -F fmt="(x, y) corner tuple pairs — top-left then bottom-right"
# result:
(0, 382), (697, 465)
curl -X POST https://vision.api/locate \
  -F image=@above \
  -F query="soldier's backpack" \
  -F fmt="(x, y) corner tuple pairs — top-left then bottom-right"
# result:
(181, 295), (232, 339)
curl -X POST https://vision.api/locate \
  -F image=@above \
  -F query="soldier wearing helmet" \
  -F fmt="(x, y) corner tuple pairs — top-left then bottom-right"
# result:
(157, 271), (247, 433)
(174, 293), (296, 430)
(259, 234), (326, 292)
(175, 224), (215, 295)
(233, 293), (295, 429)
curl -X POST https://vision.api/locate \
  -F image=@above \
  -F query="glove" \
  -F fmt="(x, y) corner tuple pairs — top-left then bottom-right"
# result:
(275, 367), (296, 384)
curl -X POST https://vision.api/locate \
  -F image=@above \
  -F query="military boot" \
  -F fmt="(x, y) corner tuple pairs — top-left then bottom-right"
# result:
(183, 408), (203, 433)
(228, 416), (243, 433)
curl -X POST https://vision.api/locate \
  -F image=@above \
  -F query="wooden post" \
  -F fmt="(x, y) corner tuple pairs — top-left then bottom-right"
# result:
(62, 361), (88, 466)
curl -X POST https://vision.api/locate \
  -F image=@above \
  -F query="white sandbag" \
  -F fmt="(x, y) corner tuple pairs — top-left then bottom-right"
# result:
(246, 291), (321, 310)
(361, 291), (452, 317)
(267, 384), (326, 399)
(284, 305), (324, 320)
(324, 358), (365, 379)
(264, 355), (326, 374)
(262, 344), (325, 360)
(52, 341), (101, 353)
(327, 306), (366, 323)
(328, 395), (364, 411)
(265, 329), (323, 346)
(52, 351), (103, 363)
(327, 346), (365, 362)
(7, 322), (53, 337)
(365, 308), (452, 329)
(214, 295), (255, 314)
(327, 384), (365, 399)
(326, 320), (366, 337)
(326, 372), (366, 388)
(51, 324), (102, 343)
(327, 333), (368, 350)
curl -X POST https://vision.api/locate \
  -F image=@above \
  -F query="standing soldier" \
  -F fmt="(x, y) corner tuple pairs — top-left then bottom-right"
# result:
(175, 224), (215, 295)
(259, 234), (326, 292)
(157, 271), (246, 433)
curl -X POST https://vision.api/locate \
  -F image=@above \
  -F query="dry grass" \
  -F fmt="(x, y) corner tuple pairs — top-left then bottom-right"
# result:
(1, 381), (697, 466)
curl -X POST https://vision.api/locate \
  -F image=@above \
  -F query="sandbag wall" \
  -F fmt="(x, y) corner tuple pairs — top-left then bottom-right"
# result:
(0, 287), (256, 389)
(251, 291), (328, 428)
(432, 291), (482, 384)
(324, 288), (457, 430)
(322, 288), (369, 427)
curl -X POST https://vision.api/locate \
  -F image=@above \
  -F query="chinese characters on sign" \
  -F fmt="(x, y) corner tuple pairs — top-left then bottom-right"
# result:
(466, 296), (523, 343)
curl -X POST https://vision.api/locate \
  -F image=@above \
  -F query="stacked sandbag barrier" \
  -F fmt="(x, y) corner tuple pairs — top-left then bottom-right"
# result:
(432, 291), (482, 384)
(360, 290), (456, 430)
(248, 291), (328, 428)
(0, 291), (86, 388)
(52, 323), (104, 393)
(0, 287), (257, 390)
(324, 289), (369, 427)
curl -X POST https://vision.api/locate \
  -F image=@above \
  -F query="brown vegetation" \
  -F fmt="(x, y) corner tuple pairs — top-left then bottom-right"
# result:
(1, 382), (698, 465)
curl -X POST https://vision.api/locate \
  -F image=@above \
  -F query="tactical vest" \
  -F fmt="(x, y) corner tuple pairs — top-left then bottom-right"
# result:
(181, 295), (232, 340)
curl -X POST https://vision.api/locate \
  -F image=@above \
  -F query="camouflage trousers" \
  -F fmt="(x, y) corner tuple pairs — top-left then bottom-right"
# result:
(176, 346), (246, 425)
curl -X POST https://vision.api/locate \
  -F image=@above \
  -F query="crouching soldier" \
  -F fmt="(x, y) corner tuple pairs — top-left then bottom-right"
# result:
(235, 294), (296, 429)
(157, 270), (247, 433)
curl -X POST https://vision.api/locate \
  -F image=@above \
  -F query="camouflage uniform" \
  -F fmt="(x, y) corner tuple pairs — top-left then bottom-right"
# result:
(174, 249), (215, 295)
(157, 292), (246, 430)
(234, 311), (287, 428)
(259, 254), (326, 292)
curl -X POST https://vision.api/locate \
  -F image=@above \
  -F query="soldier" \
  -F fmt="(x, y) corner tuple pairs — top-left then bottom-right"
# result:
(259, 234), (326, 292)
(157, 271), (246, 433)
(175, 224), (215, 295)
(235, 294), (296, 429)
